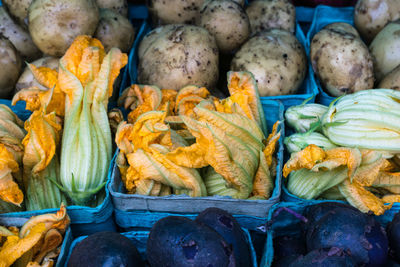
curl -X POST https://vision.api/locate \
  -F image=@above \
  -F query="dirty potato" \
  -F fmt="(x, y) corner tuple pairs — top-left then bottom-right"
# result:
(147, 0), (205, 25)
(0, 6), (41, 61)
(378, 64), (400, 90)
(2, 0), (32, 27)
(310, 22), (374, 97)
(96, 0), (128, 17)
(231, 29), (306, 96)
(138, 24), (219, 90)
(28, 0), (99, 57)
(94, 9), (135, 53)
(354, 0), (400, 44)
(0, 36), (21, 98)
(246, 0), (296, 34)
(370, 20), (400, 82)
(198, 0), (250, 53)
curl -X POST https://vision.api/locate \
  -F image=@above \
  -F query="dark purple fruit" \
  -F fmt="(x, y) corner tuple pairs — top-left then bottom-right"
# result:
(306, 207), (388, 266)
(195, 208), (251, 267)
(388, 212), (400, 261)
(68, 231), (143, 267)
(288, 247), (356, 267)
(147, 216), (235, 267)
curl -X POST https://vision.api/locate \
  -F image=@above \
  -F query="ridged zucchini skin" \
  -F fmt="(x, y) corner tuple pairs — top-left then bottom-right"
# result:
(25, 157), (66, 211)
(285, 103), (328, 133)
(284, 132), (336, 153)
(322, 89), (400, 152)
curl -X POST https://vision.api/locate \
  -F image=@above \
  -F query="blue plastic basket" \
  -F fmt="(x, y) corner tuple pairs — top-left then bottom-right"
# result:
(124, 7), (318, 110)
(307, 5), (355, 106)
(296, 6), (316, 38)
(109, 99), (284, 231)
(0, 215), (72, 267)
(0, 101), (116, 237)
(62, 227), (258, 267)
(259, 201), (400, 267)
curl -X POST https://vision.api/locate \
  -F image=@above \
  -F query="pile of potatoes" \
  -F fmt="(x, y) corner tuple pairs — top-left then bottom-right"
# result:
(0, 0), (135, 98)
(310, 0), (400, 96)
(140, 0), (307, 97)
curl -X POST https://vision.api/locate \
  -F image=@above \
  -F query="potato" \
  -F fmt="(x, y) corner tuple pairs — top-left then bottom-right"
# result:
(324, 22), (360, 37)
(0, 36), (21, 98)
(232, 0), (245, 6)
(28, 0), (99, 57)
(310, 23), (374, 97)
(231, 29), (306, 96)
(15, 56), (59, 94)
(246, 0), (295, 34)
(370, 20), (400, 82)
(96, 0), (128, 17)
(198, 0), (250, 54)
(378, 64), (400, 90)
(2, 0), (32, 28)
(147, 0), (205, 25)
(94, 9), (135, 53)
(138, 24), (219, 90)
(354, 0), (400, 44)
(0, 6), (41, 61)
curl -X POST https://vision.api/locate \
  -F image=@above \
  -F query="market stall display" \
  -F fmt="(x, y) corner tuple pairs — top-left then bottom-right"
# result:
(1, 0), (400, 266)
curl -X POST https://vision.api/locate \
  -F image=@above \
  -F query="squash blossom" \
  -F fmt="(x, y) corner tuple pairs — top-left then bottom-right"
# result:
(22, 106), (66, 210)
(0, 204), (70, 267)
(58, 36), (127, 205)
(116, 71), (280, 200)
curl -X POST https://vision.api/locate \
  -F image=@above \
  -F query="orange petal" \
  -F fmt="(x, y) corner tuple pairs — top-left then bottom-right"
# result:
(382, 194), (400, 204)
(22, 111), (61, 174)
(12, 88), (44, 113)
(283, 144), (326, 178)
(0, 145), (23, 206)
(159, 89), (177, 115)
(127, 85), (162, 124)
(324, 147), (362, 179)
(0, 223), (46, 267)
(28, 65), (58, 91)
(20, 204), (70, 238)
(60, 35), (105, 77)
(175, 86), (210, 113)
(339, 179), (391, 215)
(264, 121), (281, 167)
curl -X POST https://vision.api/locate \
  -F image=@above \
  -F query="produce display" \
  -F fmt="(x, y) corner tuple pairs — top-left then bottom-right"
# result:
(0, 205), (70, 267)
(117, 71), (280, 199)
(2, 0), (400, 266)
(284, 89), (400, 215)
